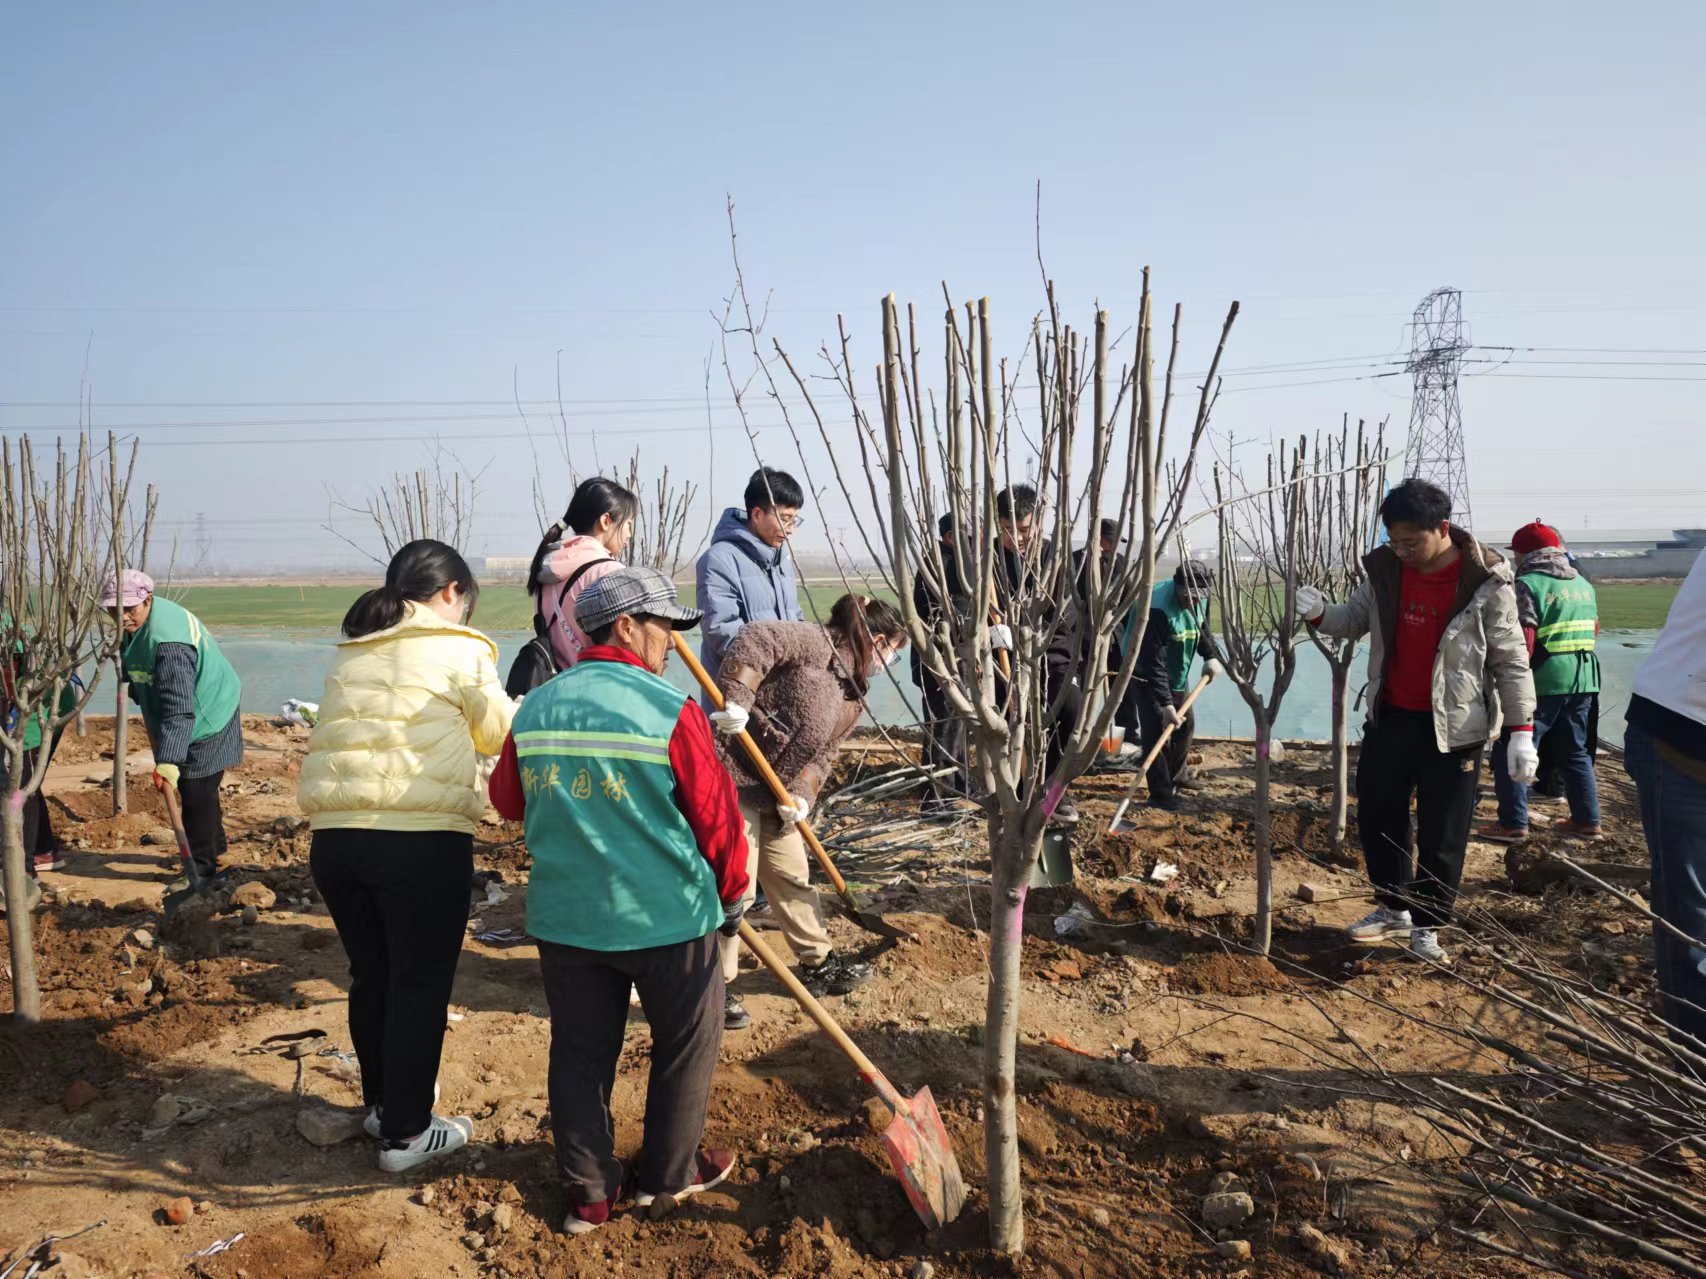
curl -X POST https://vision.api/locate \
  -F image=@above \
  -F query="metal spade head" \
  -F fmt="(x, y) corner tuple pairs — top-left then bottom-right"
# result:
(877, 1085), (966, 1231)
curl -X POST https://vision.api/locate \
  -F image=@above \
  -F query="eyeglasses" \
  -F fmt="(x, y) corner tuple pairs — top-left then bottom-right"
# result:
(766, 509), (805, 531)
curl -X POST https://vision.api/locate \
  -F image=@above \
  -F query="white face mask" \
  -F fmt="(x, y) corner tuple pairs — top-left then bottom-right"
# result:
(884, 647), (903, 668)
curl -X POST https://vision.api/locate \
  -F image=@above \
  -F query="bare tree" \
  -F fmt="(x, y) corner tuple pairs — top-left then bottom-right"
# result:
(769, 275), (1237, 1253)
(1, 433), (155, 1023)
(325, 447), (482, 564)
(1206, 438), (1311, 956)
(619, 453), (698, 578)
(1296, 418), (1388, 852)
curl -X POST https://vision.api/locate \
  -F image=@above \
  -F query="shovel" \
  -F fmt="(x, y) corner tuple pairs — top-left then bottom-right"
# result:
(1107, 663), (1218, 833)
(160, 782), (208, 917)
(671, 634), (913, 943)
(738, 920), (965, 1228)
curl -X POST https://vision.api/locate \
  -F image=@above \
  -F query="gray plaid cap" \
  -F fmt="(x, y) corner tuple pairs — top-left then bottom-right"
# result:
(573, 565), (700, 635)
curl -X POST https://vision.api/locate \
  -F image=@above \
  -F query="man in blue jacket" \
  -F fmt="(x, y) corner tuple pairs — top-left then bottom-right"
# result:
(695, 467), (806, 679)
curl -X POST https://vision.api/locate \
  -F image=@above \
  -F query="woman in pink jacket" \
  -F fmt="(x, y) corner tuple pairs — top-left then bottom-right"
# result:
(528, 478), (640, 669)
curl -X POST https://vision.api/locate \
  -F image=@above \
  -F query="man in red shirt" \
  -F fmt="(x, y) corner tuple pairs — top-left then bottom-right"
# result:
(1298, 479), (1535, 963)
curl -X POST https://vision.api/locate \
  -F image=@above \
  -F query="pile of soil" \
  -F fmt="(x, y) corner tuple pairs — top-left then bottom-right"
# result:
(0, 722), (1667, 1279)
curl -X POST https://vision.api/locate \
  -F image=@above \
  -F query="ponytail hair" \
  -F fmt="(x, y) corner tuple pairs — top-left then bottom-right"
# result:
(343, 539), (480, 639)
(526, 477), (641, 594)
(826, 593), (906, 695)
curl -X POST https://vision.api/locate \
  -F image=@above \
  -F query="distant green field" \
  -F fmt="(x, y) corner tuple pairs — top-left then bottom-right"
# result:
(170, 582), (890, 632)
(170, 578), (1680, 632)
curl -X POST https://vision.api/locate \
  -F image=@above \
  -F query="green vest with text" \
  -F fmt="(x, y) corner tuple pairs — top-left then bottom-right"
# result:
(121, 597), (241, 743)
(517, 659), (722, 952)
(1521, 572), (1600, 698)
(1152, 579), (1207, 693)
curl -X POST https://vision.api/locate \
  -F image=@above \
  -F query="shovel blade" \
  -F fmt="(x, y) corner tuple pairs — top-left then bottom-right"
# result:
(879, 1086), (966, 1230)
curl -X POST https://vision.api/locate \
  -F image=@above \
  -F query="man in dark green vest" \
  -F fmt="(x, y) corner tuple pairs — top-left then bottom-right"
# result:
(488, 565), (748, 1234)
(1125, 561), (1218, 812)
(1479, 521), (1602, 842)
(101, 571), (243, 883)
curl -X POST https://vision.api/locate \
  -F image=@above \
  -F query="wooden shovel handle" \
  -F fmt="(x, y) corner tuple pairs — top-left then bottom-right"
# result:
(737, 920), (907, 1115)
(670, 634), (850, 897)
(1135, 667), (1215, 775)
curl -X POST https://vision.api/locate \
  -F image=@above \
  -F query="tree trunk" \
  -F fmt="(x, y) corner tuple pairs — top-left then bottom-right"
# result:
(2, 786), (41, 1022)
(984, 814), (1038, 1254)
(112, 662), (127, 815)
(1253, 717), (1273, 955)
(1329, 662), (1350, 851)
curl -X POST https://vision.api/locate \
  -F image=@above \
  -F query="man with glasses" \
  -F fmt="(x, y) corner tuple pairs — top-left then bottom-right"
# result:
(1297, 479), (1534, 964)
(696, 467), (807, 683)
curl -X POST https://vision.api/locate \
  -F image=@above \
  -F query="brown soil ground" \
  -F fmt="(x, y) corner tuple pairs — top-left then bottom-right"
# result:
(0, 717), (1668, 1278)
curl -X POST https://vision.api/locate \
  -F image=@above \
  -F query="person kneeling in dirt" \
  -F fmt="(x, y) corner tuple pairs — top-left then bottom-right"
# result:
(488, 566), (747, 1233)
(299, 540), (516, 1172)
(1128, 561), (1219, 813)
(709, 594), (908, 1026)
(1297, 479), (1535, 965)
(103, 570), (242, 885)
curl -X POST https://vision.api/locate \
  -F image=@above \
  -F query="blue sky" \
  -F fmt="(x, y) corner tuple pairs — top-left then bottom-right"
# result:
(3, 2), (1703, 571)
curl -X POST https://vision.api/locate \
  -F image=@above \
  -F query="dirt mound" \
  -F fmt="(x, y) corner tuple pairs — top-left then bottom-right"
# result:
(1169, 952), (1289, 997)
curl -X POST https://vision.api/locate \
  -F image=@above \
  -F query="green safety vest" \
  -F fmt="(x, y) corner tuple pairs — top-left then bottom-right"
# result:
(1521, 572), (1600, 698)
(121, 597), (242, 743)
(1144, 579), (1208, 693)
(516, 659), (722, 952)
(4, 615), (78, 752)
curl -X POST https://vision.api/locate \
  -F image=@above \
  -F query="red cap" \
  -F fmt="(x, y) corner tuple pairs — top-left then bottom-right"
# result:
(1509, 520), (1563, 556)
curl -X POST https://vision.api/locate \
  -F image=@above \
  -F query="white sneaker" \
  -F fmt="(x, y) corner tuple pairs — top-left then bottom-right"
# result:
(1346, 905), (1412, 942)
(377, 1114), (473, 1172)
(1409, 929), (1448, 963)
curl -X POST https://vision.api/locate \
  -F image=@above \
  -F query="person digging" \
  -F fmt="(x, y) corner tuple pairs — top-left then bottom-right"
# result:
(104, 570), (242, 886)
(708, 594), (906, 1028)
(488, 566), (747, 1234)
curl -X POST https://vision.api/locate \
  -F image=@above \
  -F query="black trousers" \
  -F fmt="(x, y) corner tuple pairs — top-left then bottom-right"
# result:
(538, 932), (723, 1206)
(1356, 707), (1482, 928)
(918, 674), (971, 799)
(178, 770), (228, 879)
(20, 748), (58, 878)
(1136, 693), (1195, 803)
(309, 828), (473, 1140)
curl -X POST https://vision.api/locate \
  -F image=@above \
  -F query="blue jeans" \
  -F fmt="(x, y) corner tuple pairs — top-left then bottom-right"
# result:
(1493, 693), (1600, 830)
(1625, 724), (1706, 1046)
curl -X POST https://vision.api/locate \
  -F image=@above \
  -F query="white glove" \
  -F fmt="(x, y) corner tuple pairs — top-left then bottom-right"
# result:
(1204, 658), (1225, 679)
(1295, 585), (1326, 622)
(777, 794), (811, 825)
(709, 704), (750, 736)
(1160, 704), (1183, 729)
(987, 623), (1014, 653)
(1506, 729), (1540, 785)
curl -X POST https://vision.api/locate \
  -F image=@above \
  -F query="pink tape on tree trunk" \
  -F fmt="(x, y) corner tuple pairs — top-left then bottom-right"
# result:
(7, 791), (24, 811)
(1041, 780), (1065, 818)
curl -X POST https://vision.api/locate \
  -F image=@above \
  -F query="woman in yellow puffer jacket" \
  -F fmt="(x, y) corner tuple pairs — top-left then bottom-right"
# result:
(298, 539), (515, 1173)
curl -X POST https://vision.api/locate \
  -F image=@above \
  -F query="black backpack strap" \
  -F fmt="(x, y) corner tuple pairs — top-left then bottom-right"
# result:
(534, 557), (612, 673)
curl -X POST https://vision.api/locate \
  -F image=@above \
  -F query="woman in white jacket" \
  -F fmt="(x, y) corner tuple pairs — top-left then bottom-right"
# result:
(298, 539), (515, 1171)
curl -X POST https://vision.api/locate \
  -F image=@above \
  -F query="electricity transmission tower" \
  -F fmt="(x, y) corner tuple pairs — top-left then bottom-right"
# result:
(1404, 287), (1473, 530)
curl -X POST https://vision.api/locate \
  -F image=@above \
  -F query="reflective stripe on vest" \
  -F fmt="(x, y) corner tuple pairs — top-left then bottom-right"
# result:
(514, 729), (671, 765)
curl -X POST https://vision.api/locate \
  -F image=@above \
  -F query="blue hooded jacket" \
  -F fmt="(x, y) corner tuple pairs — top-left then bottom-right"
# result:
(695, 508), (804, 677)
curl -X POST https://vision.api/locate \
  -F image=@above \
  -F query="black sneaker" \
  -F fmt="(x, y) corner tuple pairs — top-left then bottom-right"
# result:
(1050, 799), (1082, 826)
(723, 992), (751, 1031)
(801, 952), (871, 997)
(1147, 794), (1189, 814)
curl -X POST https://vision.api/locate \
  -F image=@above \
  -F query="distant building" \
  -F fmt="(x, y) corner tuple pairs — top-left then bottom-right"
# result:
(479, 555), (534, 580)
(1571, 529), (1704, 580)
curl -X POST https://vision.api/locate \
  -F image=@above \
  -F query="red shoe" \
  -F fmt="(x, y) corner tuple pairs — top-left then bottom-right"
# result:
(563, 1162), (627, 1236)
(634, 1148), (736, 1218)
(32, 852), (65, 872)
(1555, 818), (1604, 841)
(1475, 823), (1528, 845)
